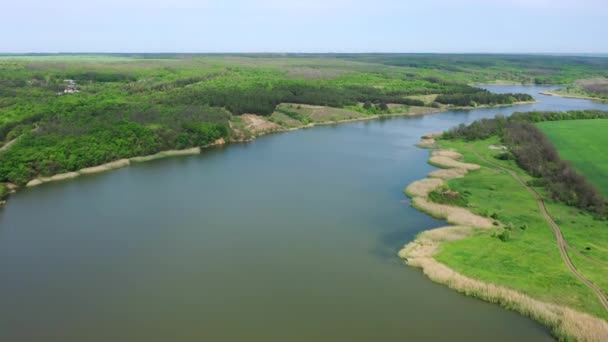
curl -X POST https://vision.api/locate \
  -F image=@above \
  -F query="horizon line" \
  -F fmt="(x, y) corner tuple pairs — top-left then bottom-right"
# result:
(2, 51), (608, 56)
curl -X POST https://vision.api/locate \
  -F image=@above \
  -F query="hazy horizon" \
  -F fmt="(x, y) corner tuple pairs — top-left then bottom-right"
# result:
(4, 0), (607, 54)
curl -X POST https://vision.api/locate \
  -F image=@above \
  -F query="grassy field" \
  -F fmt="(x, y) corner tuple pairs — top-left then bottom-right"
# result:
(537, 119), (608, 197)
(431, 137), (608, 320)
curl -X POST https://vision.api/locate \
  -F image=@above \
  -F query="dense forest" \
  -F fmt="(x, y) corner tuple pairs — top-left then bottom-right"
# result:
(1, 54), (607, 186)
(435, 90), (532, 107)
(443, 110), (608, 217)
(338, 54), (608, 84)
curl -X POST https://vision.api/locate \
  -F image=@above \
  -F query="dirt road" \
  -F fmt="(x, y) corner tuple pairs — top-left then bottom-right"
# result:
(470, 148), (608, 312)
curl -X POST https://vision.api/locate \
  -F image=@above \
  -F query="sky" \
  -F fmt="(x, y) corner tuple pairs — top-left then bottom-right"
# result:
(2, 0), (607, 53)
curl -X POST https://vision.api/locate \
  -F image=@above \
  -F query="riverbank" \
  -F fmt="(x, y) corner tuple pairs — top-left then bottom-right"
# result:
(450, 100), (537, 110)
(5, 106), (447, 198)
(541, 90), (608, 103)
(0, 100), (539, 208)
(23, 141), (226, 188)
(400, 136), (608, 341)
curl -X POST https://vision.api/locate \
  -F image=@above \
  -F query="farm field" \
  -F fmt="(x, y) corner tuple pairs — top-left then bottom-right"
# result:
(537, 119), (608, 197)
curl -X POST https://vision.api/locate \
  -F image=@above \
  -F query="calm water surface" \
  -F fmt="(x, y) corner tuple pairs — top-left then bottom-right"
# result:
(2, 86), (608, 341)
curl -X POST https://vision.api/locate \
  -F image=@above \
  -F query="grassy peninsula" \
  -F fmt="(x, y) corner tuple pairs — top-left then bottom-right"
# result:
(401, 111), (608, 340)
(542, 78), (608, 102)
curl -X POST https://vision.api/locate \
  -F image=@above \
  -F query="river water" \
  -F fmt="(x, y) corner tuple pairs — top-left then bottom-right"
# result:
(2, 86), (608, 341)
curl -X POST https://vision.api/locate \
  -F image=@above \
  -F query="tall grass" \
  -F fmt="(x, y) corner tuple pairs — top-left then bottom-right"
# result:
(400, 144), (608, 341)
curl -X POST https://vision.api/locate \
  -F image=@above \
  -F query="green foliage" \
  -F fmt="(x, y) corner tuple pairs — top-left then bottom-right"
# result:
(443, 110), (608, 141)
(494, 152), (514, 160)
(275, 107), (311, 124)
(435, 137), (608, 319)
(338, 54), (608, 84)
(443, 112), (608, 217)
(436, 90), (532, 106)
(0, 183), (7, 199)
(428, 188), (469, 207)
(3, 54), (599, 185)
(497, 229), (511, 242)
(503, 122), (606, 217)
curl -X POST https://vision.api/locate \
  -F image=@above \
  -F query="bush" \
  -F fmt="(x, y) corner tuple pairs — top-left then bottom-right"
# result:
(443, 111), (608, 218)
(495, 152), (514, 160)
(498, 230), (511, 242)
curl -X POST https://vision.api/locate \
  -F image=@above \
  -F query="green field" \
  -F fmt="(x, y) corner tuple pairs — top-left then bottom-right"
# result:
(432, 137), (608, 320)
(537, 119), (608, 197)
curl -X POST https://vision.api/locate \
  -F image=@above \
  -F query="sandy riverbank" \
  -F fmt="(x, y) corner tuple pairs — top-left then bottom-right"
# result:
(448, 100), (537, 111)
(26, 160), (130, 187)
(540, 90), (608, 103)
(129, 147), (202, 163)
(18, 110), (446, 191)
(7, 100), (531, 200)
(400, 139), (608, 341)
(23, 139), (228, 188)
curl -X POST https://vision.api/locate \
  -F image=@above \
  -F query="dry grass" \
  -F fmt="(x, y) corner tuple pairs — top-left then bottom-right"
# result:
(405, 149), (492, 228)
(240, 114), (283, 134)
(428, 167), (468, 179)
(413, 197), (494, 228)
(401, 225), (608, 341)
(416, 138), (436, 149)
(432, 149), (463, 159)
(422, 132), (443, 139)
(405, 178), (444, 198)
(26, 172), (80, 187)
(429, 155), (480, 171)
(26, 158), (130, 186)
(301, 105), (363, 122)
(130, 147), (201, 163)
(405, 94), (439, 104)
(401, 148), (608, 341)
(406, 106), (444, 116)
(79, 159), (130, 175)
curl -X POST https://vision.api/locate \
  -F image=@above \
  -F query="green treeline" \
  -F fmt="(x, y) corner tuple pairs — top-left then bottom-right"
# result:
(436, 90), (533, 107)
(444, 110), (608, 141)
(1, 55), (584, 186)
(443, 110), (608, 217)
(504, 122), (605, 216)
(0, 101), (230, 185)
(338, 54), (608, 84)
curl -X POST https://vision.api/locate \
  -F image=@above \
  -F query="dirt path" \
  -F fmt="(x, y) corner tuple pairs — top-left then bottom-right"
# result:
(0, 126), (39, 154)
(470, 148), (608, 312)
(0, 137), (18, 153)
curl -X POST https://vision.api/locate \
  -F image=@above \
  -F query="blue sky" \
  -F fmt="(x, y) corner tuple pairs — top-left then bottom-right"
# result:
(3, 0), (607, 53)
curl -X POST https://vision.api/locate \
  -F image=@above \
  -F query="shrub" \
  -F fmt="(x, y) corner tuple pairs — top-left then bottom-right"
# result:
(498, 229), (511, 242)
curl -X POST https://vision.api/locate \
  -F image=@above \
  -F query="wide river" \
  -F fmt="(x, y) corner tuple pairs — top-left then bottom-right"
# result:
(2, 86), (608, 341)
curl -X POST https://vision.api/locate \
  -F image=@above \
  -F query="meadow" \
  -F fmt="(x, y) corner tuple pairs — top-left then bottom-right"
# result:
(404, 111), (608, 338)
(431, 137), (608, 320)
(537, 119), (608, 197)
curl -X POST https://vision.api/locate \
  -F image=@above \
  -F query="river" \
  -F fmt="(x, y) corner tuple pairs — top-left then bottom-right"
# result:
(1, 86), (607, 341)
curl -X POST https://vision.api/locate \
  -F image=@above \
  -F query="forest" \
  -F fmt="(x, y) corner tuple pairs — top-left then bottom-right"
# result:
(1, 54), (607, 186)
